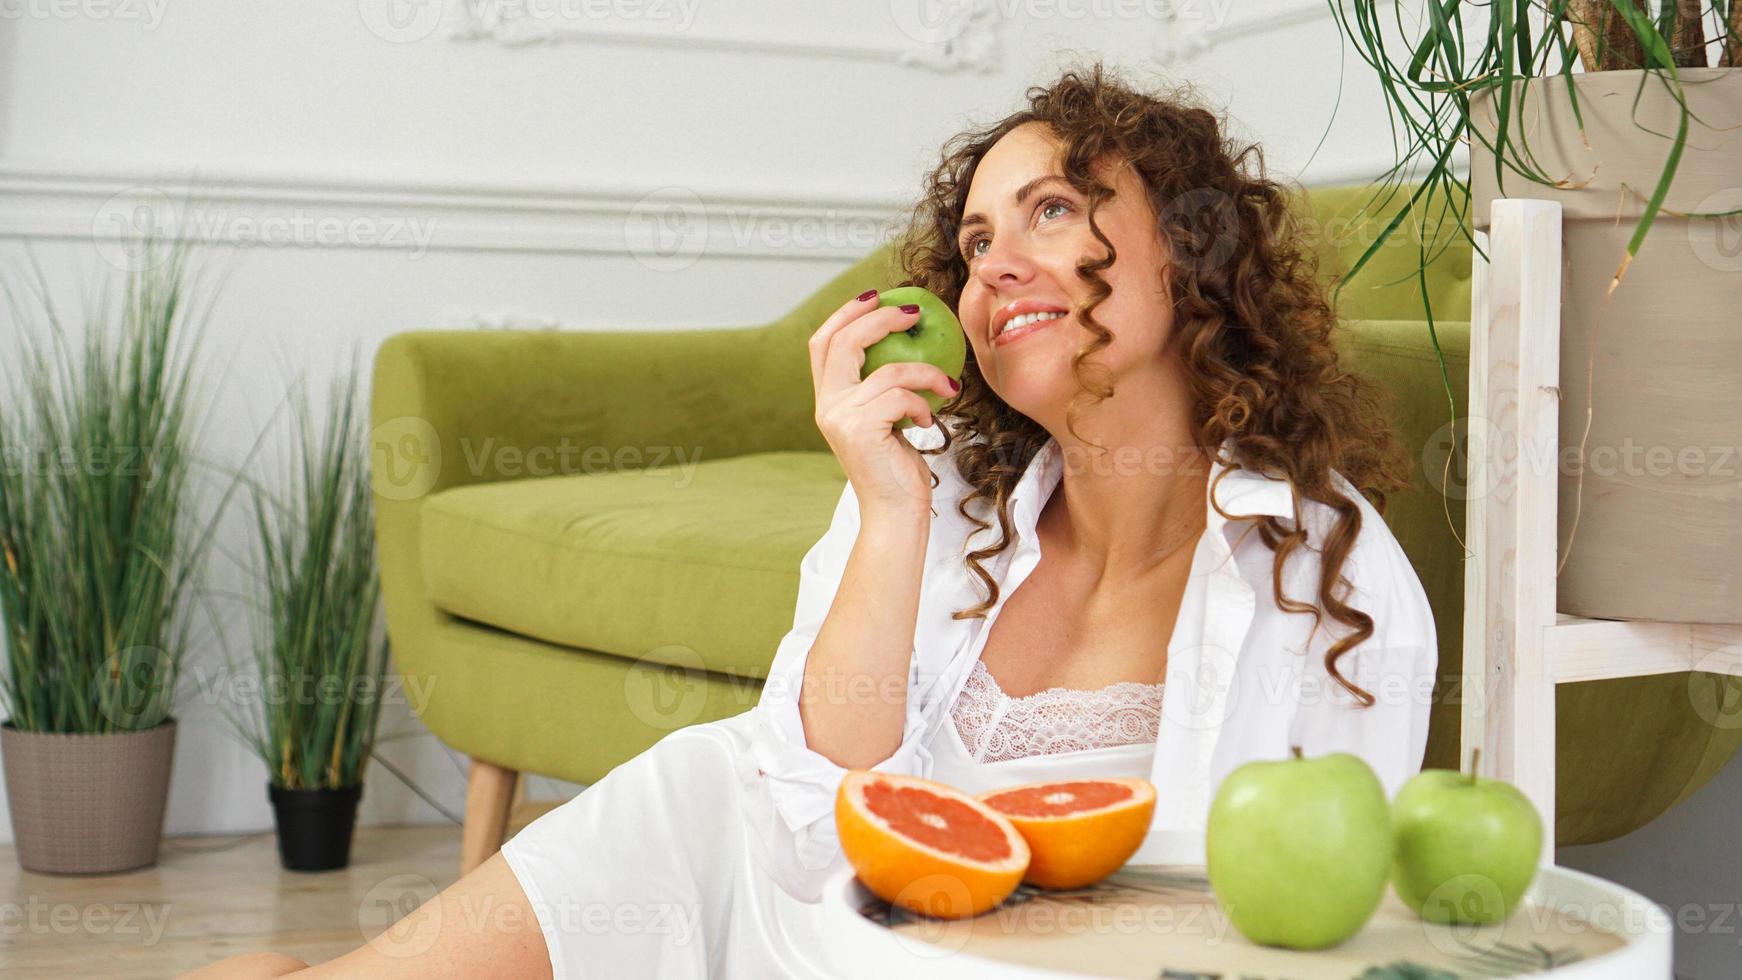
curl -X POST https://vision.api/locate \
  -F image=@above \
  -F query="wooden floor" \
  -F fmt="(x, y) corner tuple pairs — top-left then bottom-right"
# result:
(0, 806), (557, 979)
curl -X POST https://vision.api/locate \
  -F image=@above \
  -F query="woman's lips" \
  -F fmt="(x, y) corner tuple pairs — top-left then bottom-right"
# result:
(993, 313), (1065, 348)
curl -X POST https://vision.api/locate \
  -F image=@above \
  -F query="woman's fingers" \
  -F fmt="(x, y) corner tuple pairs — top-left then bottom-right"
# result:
(807, 288), (884, 400)
(841, 361), (959, 411)
(819, 305), (925, 397)
(861, 385), (935, 431)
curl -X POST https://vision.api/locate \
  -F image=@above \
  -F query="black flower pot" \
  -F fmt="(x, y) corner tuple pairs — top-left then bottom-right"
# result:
(268, 782), (363, 872)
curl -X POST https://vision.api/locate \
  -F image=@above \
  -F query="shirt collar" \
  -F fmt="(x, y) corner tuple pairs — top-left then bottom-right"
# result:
(1010, 434), (1296, 540)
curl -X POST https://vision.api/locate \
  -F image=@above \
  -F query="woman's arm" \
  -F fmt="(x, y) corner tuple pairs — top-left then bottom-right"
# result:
(749, 477), (941, 884)
(797, 501), (931, 769)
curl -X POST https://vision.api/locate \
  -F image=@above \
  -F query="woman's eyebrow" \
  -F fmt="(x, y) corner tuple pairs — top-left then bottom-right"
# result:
(958, 174), (1071, 235)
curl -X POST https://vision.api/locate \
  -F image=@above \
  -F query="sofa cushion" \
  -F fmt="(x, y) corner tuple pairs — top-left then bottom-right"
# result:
(419, 450), (846, 682)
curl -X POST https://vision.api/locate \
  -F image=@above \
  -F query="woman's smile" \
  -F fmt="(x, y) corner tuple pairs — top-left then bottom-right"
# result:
(994, 311), (1068, 348)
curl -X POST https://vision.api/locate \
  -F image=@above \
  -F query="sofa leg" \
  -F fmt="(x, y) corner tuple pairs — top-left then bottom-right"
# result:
(461, 757), (520, 875)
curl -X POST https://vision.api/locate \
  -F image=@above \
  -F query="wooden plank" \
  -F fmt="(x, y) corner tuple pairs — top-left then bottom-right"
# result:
(1543, 619), (1742, 681)
(1546, 618), (1692, 681)
(1460, 228), (1492, 775)
(1467, 199), (1564, 849)
(1509, 198), (1565, 842)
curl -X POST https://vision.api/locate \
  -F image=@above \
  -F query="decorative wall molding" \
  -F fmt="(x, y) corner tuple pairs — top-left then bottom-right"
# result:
(446, 0), (1004, 74)
(443, 0), (1396, 74)
(0, 160), (916, 263)
(1153, 0), (1400, 65)
(0, 154), (1452, 267)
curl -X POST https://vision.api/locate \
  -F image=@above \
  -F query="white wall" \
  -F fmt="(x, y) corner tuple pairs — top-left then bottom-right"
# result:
(1, 2), (1737, 976)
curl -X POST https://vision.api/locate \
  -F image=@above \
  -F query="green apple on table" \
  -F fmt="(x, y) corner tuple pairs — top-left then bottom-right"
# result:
(860, 286), (966, 431)
(1390, 747), (1544, 924)
(1206, 747), (1392, 951)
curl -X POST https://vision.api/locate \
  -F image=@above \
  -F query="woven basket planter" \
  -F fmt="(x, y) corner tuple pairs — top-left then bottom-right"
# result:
(1, 719), (177, 874)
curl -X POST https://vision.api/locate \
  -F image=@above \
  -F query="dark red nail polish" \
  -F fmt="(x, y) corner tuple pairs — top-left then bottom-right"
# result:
(948, 378), (961, 392)
(900, 304), (920, 314)
(856, 289), (877, 302)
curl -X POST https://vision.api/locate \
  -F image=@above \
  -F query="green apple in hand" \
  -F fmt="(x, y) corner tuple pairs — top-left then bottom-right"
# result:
(1206, 747), (1392, 950)
(860, 286), (966, 431)
(1391, 747), (1543, 924)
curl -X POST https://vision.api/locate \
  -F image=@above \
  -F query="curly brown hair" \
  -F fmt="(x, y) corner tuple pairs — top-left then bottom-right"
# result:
(896, 61), (1411, 707)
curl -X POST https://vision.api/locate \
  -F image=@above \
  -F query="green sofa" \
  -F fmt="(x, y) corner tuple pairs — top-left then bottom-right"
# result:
(371, 184), (1742, 871)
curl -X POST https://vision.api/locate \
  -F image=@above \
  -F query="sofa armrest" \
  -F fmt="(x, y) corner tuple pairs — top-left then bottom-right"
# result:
(369, 323), (821, 504)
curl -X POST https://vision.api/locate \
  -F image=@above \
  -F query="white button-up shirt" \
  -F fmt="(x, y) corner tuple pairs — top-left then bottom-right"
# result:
(748, 423), (1438, 898)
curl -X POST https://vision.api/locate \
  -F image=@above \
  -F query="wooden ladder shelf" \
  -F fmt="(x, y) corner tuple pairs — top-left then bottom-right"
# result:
(1459, 198), (1742, 858)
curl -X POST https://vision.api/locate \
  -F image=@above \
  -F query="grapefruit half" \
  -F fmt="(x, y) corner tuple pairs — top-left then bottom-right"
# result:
(980, 777), (1157, 889)
(835, 770), (1030, 919)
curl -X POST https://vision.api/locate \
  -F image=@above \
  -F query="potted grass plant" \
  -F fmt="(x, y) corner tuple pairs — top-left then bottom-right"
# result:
(0, 239), (218, 874)
(232, 370), (389, 872)
(1328, 1), (1741, 623)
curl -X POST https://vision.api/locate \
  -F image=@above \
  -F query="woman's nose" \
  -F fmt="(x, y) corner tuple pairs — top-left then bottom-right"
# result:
(973, 236), (1036, 287)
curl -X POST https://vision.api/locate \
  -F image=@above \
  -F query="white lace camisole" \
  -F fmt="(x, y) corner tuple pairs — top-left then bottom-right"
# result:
(948, 658), (1166, 764)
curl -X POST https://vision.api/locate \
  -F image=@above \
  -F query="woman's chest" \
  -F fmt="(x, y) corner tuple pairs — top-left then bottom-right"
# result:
(974, 555), (1193, 697)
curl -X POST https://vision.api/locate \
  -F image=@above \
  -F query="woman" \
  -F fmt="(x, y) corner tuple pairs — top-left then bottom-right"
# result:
(191, 61), (1437, 980)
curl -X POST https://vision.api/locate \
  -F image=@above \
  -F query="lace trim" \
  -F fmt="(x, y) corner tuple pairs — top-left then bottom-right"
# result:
(950, 659), (1164, 763)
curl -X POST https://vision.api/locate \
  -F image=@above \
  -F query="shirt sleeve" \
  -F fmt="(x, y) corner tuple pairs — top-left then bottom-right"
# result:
(1287, 531), (1441, 803)
(747, 475), (937, 893)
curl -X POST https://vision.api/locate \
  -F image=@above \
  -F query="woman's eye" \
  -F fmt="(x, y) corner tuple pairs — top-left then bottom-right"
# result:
(961, 197), (1072, 262)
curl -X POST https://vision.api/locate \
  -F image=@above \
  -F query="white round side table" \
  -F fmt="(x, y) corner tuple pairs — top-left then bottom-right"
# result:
(816, 862), (1672, 979)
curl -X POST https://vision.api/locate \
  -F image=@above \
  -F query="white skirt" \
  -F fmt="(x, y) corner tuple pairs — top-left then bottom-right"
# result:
(500, 707), (1157, 979)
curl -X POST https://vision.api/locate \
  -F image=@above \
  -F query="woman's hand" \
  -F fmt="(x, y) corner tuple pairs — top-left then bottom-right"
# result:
(809, 289), (958, 523)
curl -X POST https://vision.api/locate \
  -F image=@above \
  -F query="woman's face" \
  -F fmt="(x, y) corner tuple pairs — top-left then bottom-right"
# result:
(955, 122), (1176, 427)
